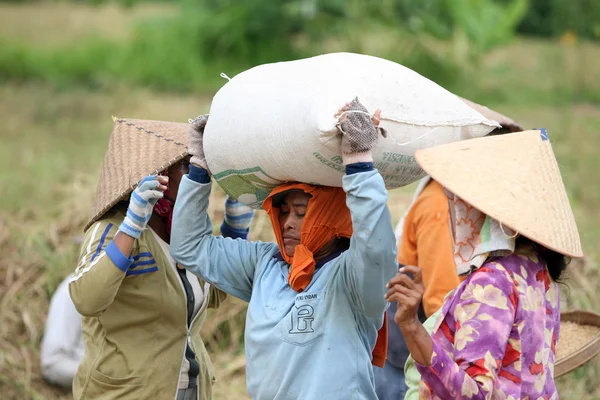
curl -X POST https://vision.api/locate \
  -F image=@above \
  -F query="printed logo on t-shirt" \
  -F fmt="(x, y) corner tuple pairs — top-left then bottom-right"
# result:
(289, 304), (315, 334)
(282, 291), (324, 345)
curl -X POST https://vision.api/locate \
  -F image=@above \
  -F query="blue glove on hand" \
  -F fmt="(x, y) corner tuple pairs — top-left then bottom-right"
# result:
(119, 176), (165, 239)
(220, 196), (255, 239)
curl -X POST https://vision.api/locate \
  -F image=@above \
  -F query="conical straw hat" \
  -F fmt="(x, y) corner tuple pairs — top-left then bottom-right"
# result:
(415, 130), (583, 258)
(85, 118), (189, 231)
(459, 97), (523, 132)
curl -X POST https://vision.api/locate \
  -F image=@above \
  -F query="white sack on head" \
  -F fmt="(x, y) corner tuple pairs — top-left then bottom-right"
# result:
(204, 52), (499, 208)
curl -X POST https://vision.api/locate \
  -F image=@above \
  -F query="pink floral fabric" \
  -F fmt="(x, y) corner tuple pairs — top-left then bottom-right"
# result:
(416, 247), (560, 400)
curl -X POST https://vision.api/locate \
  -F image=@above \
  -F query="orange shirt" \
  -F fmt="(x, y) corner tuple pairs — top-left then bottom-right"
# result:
(397, 180), (463, 317)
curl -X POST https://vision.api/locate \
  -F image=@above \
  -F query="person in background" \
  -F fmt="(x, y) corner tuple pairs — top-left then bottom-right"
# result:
(387, 129), (582, 399)
(69, 118), (254, 400)
(170, 98), (397, 400)
(40, 275), (84, 389)
(375, 100), (523, 400)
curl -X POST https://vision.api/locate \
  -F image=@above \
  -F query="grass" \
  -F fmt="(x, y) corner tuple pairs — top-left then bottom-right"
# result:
(1, 3), (600, 104)
(0, 3), (599, 399)
(0, 2), (175, 47)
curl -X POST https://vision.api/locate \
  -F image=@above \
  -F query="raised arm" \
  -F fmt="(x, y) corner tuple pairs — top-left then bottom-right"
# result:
(336, 98), (398, 318)
(388, 265), (517, 400)
(170, 115), (275, 302)
(69, 176), (166, 316)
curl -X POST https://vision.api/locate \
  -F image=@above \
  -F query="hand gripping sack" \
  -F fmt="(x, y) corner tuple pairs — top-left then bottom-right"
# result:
(204, 53), (499, 208)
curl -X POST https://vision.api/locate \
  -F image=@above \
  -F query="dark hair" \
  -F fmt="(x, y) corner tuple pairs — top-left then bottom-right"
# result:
(516, 236), (570, 281)
(487, 126), (514, 136)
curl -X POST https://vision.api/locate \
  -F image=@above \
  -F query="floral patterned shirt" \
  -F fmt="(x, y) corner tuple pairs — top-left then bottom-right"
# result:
(416, 248), (560, 400)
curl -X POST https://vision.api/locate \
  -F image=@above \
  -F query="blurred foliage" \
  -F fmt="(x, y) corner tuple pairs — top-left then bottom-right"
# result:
(0, 0), (530, 92)
(1, 0), (599, 39)
(518, 0), (600, 40)
(393, 0), (528, 58)
(0, 0), (598, 98)
(181, 0), (529, 66)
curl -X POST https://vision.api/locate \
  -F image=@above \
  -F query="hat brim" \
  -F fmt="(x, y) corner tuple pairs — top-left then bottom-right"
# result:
(85, 118), (189, 231)
(415, 130), (582, 258)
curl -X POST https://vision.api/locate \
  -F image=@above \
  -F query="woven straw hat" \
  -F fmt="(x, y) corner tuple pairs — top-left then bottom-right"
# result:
(85, 118), (189, 231)
(460, 97), (523, 132)
(415, 130), (583, 257)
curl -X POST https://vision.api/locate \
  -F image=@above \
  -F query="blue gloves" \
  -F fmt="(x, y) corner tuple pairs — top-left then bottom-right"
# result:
(119, 176), (164, 239)
(220, 196), (255, 239)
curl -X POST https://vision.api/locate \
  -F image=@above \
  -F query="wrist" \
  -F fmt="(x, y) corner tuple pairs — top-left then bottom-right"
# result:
(188, 164), (211, 183)
(224, 199), (255, 231)
(119, 214), (145, 239)
(118, 221), (142, 239)
(190, 155), (209, 171)
(342, 151), (373, 166)
(345, 161), (374, 175)
(220, 221), (250, 240)
(397, 317), (421, 336)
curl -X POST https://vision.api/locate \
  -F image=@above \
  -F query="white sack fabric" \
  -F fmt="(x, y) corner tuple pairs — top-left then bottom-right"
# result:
(204, 52), (499, 208)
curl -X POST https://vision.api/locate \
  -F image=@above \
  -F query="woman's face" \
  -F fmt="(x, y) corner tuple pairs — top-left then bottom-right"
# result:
(166, 157), (191, 202)
(278, 191), (311, 257)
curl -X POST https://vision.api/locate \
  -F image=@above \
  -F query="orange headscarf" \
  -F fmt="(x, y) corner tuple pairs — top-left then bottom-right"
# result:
(262, 182), (388, 368)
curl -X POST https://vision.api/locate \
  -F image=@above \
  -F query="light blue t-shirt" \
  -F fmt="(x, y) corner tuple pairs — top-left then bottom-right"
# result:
(171, 169), (398, 400)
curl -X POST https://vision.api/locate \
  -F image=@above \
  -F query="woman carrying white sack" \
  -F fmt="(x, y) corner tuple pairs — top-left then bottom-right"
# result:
(171, 98), (399, 400)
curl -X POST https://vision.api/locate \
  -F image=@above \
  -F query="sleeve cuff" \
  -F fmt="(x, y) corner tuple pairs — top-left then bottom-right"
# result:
(345, 162), (374, 175)
(188, 164), (211, 184)
(220, 221), (250, 240)
(415, 340), (448, 375)
(105, 240), (134, 272)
